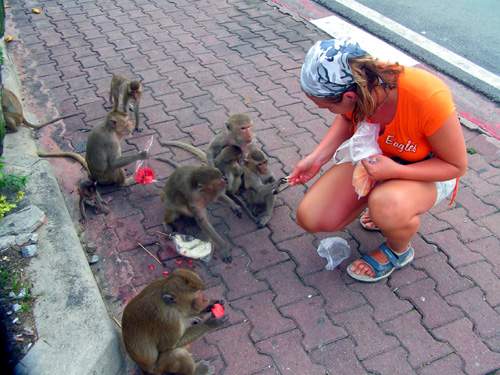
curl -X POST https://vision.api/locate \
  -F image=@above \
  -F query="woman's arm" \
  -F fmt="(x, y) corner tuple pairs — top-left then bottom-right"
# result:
(363, 113), (467, 181)
(288, 114), (353, 185)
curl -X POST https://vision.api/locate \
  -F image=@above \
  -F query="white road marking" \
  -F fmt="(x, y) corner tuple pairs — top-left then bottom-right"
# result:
(311, 15), (419, 67)
(316, 0), (500, 90)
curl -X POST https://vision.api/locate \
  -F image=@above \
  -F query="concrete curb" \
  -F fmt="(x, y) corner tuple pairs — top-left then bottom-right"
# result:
(1, 42), (124, 374)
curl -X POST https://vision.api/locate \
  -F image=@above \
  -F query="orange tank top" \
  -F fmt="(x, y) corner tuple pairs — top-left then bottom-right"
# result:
(376, 67), (455, 162)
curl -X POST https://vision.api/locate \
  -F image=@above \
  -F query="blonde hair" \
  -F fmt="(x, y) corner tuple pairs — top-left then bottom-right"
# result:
(348, 56), (403, 124)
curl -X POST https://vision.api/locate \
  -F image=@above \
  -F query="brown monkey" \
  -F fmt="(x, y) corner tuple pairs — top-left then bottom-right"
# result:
(159, 113), (255, 167)
(1, 87), (81, 132)
(78, 179), (110, 222)
(122, 269), (227, 375)
(156, 158), (241, 263)
(213, 145), (243, 194)
(241, 149), (281, 228)
(38, 111), (148, 186)
(109, 74), (142, 132)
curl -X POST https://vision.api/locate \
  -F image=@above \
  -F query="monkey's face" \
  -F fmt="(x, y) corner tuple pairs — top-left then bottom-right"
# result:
(115, 116), (135, 136)
(191, 290), (210, 313)
(195, 167), (226, 196)
(237, 122), (253, 144)
(257, 160), (269, 175)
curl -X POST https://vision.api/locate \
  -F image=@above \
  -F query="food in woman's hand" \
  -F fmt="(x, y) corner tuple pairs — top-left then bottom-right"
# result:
(352, 162), (375, 198)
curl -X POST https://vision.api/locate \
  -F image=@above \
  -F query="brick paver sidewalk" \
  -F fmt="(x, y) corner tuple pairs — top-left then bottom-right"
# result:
(5, 0), (500, 374)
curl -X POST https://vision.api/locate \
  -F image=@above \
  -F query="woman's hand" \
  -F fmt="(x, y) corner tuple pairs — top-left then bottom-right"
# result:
(361, 154), (402, 181)
(288, 154), (323, 185)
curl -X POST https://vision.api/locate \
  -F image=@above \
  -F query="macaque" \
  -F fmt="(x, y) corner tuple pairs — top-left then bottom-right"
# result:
(206, 113), (254, 165)
(122, 269), (227, 375)
(157, 158), (241, 263)
(78, 179), (109, 222)
(213, 145), (243, 194)
(38, 111), (148, 186)
(109, 74), (142, 132)
(1, 87), (81, 132)
(241, 149), (280, 228)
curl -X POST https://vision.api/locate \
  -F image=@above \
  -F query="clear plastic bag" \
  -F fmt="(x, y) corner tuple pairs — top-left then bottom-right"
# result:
(172, 234), (213, 263)
(316, 237), (351, 271)
(333, 122), (381, 198)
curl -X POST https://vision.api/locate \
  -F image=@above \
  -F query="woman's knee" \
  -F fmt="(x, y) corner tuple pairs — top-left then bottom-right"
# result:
(368, 188), (409, 226)
(296, 200), (344, 233)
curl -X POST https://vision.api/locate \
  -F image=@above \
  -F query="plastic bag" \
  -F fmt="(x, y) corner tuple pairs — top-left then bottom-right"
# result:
(333, 122), (381, 198)
(317, 237), (351, 270)
(172, 234), (213, 262)
(134, 135), (156, 184)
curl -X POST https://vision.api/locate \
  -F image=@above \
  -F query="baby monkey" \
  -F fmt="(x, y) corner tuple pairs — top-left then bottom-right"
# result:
(1, 88), (81, 132)
(122, 269), (227, 375)
(241, 149), (281, 228)
(109, 74), (142, 132)
(78, 179), (109, 222)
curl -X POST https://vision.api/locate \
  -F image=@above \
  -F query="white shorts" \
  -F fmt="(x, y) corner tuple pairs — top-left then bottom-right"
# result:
(434, 179), (456, 206)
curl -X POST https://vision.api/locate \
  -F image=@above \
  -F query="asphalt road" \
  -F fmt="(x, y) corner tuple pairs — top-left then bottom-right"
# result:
(313, 0), (500, 102)
(354, 0), (500, 76)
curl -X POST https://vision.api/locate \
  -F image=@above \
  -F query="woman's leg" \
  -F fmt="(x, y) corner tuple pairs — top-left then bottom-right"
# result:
(349, 179), (437, 278)
(296, 163), (367, 233)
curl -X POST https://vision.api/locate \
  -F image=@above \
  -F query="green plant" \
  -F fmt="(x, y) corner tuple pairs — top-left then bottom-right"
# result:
(0, 158), (27, 218)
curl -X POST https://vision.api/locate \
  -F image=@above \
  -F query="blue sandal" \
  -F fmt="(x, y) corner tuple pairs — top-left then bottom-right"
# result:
(347, 242), (414, 283)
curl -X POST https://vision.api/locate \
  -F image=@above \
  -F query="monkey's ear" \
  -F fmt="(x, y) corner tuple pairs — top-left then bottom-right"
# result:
(162, 293), (176, 304)
(225, 121), (231, 131)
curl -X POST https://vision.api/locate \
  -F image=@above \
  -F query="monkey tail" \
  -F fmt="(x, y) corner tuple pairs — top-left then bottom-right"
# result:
(155, 156), (179, 170)
(25, 112), (83, 129)
(38, 150), (89, 172)
(159, 141), (208, 163)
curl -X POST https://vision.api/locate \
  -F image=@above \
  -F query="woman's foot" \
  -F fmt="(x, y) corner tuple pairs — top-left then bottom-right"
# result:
(359, 208), (380, 231)
(347, 243), (414, 282)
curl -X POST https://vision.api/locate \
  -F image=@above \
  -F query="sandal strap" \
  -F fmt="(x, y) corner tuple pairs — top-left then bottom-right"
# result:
(360, 254), (393, 278)
(379, 243), (411, 268)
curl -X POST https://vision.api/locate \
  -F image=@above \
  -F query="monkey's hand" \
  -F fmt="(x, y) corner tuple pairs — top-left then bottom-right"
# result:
(205, 314), (229, 328)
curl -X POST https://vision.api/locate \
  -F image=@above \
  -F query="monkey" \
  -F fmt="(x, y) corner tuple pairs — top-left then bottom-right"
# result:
(1, 87), (81, 132)
(38, 111), (148, 186)
(158, 114), (255, 196)
(109, 74), (142, 132)
(78, 179), (110, 222)
(122, 269), (227, 375)
(241, 149), (281, 228)
(156, 157), (241, 263)
(207, 113), (254, 166)
(214, 145), (244, 194)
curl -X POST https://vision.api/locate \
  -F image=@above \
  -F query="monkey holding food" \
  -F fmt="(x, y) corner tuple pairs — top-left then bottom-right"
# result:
(156, 157), (241, 263)
(122, 269), (227, 375)
(109, 74), (142, 132)
(39, 110), (148, 186)
(1, 87), (81, 132)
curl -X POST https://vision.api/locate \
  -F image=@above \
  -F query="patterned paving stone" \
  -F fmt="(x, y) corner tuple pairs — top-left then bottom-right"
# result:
(310, 338), (367, 375)
(413, 252), (473, 296)
(433, 318), (500, 375)
(231, 290), (296, 342)
(334, 305), (399, 360)
(350, 281), (413, 323)
(426, 229), (484, 267)
(436, 207), (492, 242)
(280, 296), (347, 351)
(397, 278), (464, 329)
(277, 234), (326, 276)
(381, 310), (453, 367)
(446, 287), (500, 339)
(418, 353), (466, 375)
(362, 346), (416, 375)
(256, 330), (327, 375)
(458, 261), (500, 306)
(256, 261), (316, 307)
(206, 322), (273, 375)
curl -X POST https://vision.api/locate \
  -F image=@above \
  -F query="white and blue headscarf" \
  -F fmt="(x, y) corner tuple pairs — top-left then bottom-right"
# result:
(301, 38), (368, 97)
